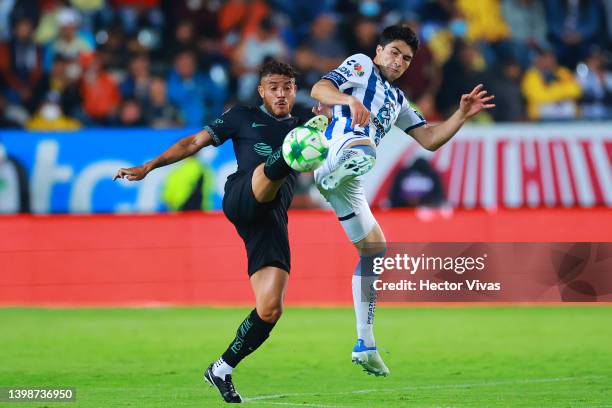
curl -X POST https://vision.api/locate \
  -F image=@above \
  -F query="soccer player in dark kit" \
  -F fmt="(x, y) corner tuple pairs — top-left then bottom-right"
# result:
(114, 60), (327, 403)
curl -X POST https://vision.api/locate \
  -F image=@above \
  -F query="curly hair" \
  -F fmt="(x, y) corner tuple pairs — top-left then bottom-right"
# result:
(259, 59), (298, 81)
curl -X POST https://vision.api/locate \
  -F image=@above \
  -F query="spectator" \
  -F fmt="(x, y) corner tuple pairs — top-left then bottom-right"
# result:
(32, 55), (82, 119)
(163, 0), (220, 41)
(389, 157), (445, 208)
(113, 98), (146, 127)
(26, 98), (81, 130)
(0, 17), (44, 110)
(576, 47), (612, 120)
(96, 24), (130, 71)
(232, 16), (288, 103)
(110, 0), (164, 36)
(521, 48), (581, 121)
(162, 20), (198, 65)
(218, 0), (269, 39)
(0, 0), (17, 42)
(501, 0), (550, 68)
(167, 50), (225, 127)
(120, 53), (152, 103)
(143, 76), (182, 128)
(80, 52), (121, 123)
(267, 0), (333, 44)
(43, 7), (94, 72)
(0, 94), (28, 128)
(2, 0), (39, 42)
(294, 13), (346, 108)
(436, 39), (490, 118)
(456, 0), (514, 66)
(543, 0), (602, 69)
(396, 19), (442, 121)
(488, 58), (526, 121)
(344, 15), (379, 56)
(418, 0), (457, 26)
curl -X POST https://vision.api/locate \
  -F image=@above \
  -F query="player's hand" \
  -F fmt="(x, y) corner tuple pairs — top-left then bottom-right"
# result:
(113, 164), (150, 181)
(459, 84), (495, 120)
(348, 96), (370, 128)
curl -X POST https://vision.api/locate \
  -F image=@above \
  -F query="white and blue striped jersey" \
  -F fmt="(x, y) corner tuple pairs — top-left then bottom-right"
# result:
(321, 53), (426, 147)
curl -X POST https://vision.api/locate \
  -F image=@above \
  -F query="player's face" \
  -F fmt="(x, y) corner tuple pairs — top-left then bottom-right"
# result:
(258, 75), (297, 117)
(375, 40), (414, 81)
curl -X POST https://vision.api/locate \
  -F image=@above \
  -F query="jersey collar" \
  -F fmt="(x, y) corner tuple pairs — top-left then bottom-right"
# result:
(259, 104), (292, 121)
(373, 64), (393, 87)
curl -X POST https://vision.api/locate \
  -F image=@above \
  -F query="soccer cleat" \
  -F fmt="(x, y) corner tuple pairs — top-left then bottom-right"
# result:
(319, 148), (376, 191)
(351, 339), (390, 377)
(204, 363), (243, 403)
(303, 114), (329, 133)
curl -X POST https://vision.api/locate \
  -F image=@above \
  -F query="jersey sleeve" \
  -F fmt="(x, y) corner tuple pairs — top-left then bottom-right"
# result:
(395, 92), (427, 133)
(203, 106), (243, 147)
(321, 53), (373, 91)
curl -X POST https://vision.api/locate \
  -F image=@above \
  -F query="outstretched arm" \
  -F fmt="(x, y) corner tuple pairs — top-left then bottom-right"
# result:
(113, 129), (213, 181)
(409, 84), (495, 151)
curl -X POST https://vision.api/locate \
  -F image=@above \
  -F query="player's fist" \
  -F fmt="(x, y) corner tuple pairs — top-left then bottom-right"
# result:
(348, 96), (370, 128)
(113, 164), (149, 181)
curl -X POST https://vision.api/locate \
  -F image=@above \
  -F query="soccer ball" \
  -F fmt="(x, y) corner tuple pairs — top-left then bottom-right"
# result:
(282, 126), (329, 172)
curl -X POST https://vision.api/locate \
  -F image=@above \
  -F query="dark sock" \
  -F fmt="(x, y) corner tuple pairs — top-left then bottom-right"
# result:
(221, 309), (276, 368)
(263, 147), (293, 180)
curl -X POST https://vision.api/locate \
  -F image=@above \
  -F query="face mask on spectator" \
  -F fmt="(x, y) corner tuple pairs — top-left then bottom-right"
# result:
(450, 19), (467, 37)
(359, 1), (380, 17)
(41, 103), (62, 120)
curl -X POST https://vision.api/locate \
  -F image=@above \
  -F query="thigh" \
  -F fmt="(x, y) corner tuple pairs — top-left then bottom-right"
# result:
(223, 170), (264, 226)
(316, 175), (377, 244)
(354, 222), (386, 256)
(250, 266), (289, 308)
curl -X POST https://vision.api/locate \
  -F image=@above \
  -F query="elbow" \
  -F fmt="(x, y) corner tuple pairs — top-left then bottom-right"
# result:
(311, 79), (333, 100)
(424, 142), (440, 152)
(310, 81), (323, 99)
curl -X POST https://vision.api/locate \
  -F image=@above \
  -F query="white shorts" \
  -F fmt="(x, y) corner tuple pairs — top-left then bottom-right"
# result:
(314, 135), (377, 243)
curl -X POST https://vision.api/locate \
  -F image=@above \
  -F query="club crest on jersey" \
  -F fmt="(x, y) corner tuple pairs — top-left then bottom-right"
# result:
(353, 63), (365, 76)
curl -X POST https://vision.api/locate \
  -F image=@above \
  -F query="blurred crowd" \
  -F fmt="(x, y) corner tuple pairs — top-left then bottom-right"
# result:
(1, 0), (612, 131)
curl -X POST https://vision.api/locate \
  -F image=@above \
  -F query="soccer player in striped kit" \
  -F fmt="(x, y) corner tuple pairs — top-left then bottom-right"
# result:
(311, 24), (495, 376)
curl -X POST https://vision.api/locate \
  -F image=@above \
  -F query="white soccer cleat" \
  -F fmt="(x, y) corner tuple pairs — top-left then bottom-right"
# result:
(351, 339), (390, 377)
(319, 148), (376, 191)
(303, 114), (329, 133)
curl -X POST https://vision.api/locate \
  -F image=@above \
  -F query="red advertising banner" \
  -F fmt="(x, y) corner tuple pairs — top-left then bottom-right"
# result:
(367, 124), (612, 209)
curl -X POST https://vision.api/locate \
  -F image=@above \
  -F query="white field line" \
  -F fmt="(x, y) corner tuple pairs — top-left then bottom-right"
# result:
(244, 375), (606, 404)
(254, 403), (346, 408)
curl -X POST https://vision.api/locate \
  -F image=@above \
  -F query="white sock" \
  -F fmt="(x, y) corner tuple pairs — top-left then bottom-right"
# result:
(352, 274), (377, 348)
(212, 357), (233, 380)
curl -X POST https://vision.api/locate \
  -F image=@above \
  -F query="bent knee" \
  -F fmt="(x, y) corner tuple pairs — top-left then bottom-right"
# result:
(256, 301), (284, 323)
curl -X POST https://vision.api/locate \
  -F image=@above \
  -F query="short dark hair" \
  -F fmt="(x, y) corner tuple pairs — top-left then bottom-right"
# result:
(259, 59), (298, 81)
(378, 24), (419, 53)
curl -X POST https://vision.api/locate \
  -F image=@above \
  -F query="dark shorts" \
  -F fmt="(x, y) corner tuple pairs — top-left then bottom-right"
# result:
(222, 171), (290, 276)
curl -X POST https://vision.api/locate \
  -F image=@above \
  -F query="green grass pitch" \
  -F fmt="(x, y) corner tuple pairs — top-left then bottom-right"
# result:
(1, 306), (611, 407)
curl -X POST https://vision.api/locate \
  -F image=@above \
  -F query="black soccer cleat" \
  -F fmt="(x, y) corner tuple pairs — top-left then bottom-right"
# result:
(204, 363), (243, 403)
